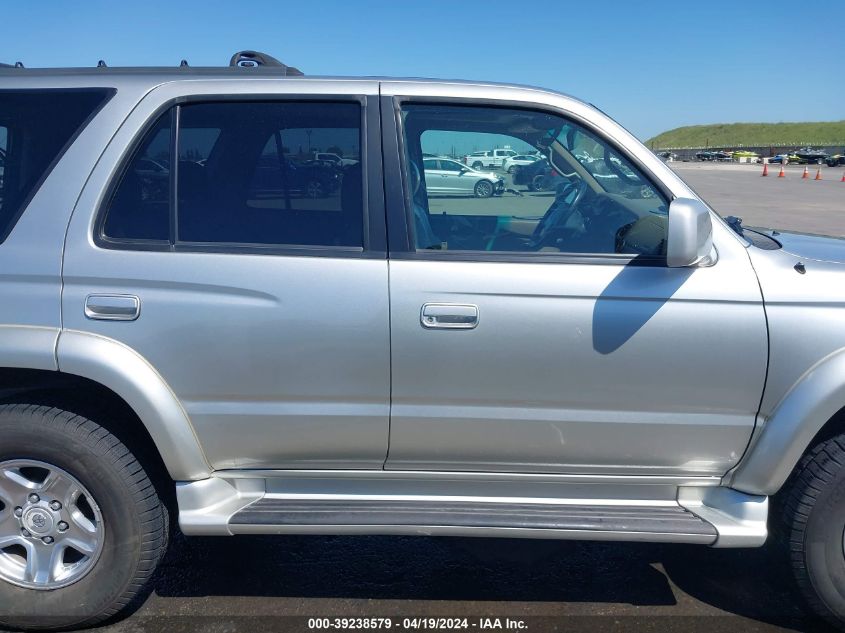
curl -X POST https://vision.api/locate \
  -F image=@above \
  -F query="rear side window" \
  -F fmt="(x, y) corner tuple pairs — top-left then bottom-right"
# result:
(0, 89), (113, 243)
(102, 112), (171, 242)
(102, 100), (364, 250)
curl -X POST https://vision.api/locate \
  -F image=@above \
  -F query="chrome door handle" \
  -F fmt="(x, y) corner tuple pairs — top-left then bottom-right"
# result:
(421, 303), (479, 329)
(85, 294), (140, 321)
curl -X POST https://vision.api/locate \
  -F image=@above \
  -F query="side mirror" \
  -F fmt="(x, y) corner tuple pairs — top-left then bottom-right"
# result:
(667, 198), (714, 267)
(459, 167), (469, 175)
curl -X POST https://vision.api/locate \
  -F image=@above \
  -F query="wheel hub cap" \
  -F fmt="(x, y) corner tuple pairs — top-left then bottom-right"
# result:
(22, 507), (54, 535)
(0, 459), (105, 590)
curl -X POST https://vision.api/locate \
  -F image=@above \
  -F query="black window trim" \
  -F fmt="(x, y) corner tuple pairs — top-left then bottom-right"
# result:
(383, 95), (672, 266)
(0, 87), (116, 245)
(95, 93), (385, 260)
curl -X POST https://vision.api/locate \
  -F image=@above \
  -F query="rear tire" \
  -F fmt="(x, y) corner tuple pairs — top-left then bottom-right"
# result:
(0, 405), (168, 631)
(472, 162), (483, 170)
(783, 433), (845, 627)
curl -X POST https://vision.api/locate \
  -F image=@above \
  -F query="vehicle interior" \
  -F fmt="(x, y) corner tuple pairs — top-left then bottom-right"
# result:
(104, 102), (363, 248)
(402, 105), (670, 257)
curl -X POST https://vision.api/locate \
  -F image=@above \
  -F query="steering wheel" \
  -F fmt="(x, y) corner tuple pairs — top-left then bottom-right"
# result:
(408, 160), (422, 196)
(530, 178), (589, 248)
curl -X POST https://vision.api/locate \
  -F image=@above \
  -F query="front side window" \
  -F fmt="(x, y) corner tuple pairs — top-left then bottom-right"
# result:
(103, 100), (364, 249)
(401, 104), (668, 258)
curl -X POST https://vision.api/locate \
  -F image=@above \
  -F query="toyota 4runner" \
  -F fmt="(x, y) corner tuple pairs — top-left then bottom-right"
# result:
(2, 51), (845, 629)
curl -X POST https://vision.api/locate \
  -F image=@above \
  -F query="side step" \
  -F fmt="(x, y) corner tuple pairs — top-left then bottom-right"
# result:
(229, 499), (717, 544)
(176, 476), (768, 547)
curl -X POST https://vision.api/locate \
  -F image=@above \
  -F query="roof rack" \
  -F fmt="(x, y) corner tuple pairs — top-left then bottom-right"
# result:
(228, 50), (303, 75)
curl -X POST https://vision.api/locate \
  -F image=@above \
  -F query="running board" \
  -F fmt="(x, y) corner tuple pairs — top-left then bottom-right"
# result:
(176, 475), (767, 547)
(228, 498), (717, 544)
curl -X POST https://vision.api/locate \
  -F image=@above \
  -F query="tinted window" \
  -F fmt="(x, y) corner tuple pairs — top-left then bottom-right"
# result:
(402, 104), (668, 257)
(178, 101), (362, 247)
(103, 112), (171, 242)
(0, 89), (112, 242)
(104, 101), (364, 249)
(0, 127), (6, 209)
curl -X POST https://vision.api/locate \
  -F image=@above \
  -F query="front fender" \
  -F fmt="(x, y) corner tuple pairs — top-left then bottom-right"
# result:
(57, 329), (211, 481)
(730, 347), (845, 495)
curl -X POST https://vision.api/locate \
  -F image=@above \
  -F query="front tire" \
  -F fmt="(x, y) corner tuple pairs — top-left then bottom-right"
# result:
(783, 433), (845, 627)
(0, 405), (168, 631)
(474, 180), (494, 198)
(306, 179), (325, 199)
(531, 174), (547, 191)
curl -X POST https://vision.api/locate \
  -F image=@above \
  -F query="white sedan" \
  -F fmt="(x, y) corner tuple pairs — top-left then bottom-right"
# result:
(423, 157), (504, 198)
(501, 154), (540, 174)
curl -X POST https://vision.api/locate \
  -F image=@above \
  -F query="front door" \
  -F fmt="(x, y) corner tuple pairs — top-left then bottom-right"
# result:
(63, 88), (391, 471)
(383, 98), (767, 476)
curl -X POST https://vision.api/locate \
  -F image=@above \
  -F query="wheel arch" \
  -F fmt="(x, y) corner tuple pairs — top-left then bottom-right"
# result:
(730, 348), (845, 495)
(51, 330), (211, 481)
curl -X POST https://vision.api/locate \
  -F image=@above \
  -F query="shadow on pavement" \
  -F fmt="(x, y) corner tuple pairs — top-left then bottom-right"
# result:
(141, 533), (830, 631)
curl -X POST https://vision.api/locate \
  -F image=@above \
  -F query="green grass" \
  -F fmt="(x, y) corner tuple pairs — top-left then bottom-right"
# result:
(646, 121), (845, 149)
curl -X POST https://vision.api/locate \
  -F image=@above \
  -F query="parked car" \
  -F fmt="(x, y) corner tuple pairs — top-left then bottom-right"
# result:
(825, 153), (845, 167)
(513, 157), (569, 191)
(423, 157), (504, 197)
(768, 153), (801, 164)
(654, 150), (678, 162)
(731, 150), (760, 162)
(462, 148), (517, 170)
(251, 154), (341, 199)
(794, 147), (829, 165)
(501, 153), (540, 173)
(695, 150), (732, 161)
(6, 51), (845, 630)
(309, 151), (359, 168)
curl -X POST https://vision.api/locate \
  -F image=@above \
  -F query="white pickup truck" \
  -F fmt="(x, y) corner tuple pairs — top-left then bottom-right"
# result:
(463, 148), (517, 170)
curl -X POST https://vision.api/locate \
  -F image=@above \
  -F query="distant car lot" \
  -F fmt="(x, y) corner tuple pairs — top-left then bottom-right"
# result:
(415, 158), (845, 237)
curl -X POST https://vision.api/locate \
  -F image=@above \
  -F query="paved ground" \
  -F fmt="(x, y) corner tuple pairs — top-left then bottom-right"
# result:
(670, 162), (845, 236)
(100, 534), (827, 633)
(90, 161), (845, 633)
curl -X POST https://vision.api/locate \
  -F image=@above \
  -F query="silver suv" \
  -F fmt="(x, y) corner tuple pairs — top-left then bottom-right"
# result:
(2, 52), (845, 629)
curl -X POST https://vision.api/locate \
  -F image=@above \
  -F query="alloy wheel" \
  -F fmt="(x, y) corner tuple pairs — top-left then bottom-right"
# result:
(0, 459), (104, 590)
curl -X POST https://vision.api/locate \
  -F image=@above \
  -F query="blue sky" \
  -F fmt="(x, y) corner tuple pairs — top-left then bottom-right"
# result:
(2, 0), (843, 140)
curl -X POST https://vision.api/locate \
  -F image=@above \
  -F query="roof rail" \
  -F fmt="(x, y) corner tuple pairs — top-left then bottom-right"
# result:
(228, 50), (303, 75)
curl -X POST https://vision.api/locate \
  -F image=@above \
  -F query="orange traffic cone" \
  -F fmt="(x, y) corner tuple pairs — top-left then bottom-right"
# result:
(815, 167), (822, 181)
(778, 164), (785, 178)
(802, 166), (809, 179)
(761, 163), (769, 176)
(841, 171), (845, 182)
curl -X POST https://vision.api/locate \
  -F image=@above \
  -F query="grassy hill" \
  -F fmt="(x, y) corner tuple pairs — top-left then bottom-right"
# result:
(646, 121), (845, 148)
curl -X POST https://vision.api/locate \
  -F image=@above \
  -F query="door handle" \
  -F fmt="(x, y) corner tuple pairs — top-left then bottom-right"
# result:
(85, 294), (141, 321)
(421, 303), (478, 329)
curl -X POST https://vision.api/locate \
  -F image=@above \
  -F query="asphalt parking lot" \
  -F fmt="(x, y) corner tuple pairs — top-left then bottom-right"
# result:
(88, 162), (845, 633)
(670, 162), (845, 236)
(423, 161), (845, 237)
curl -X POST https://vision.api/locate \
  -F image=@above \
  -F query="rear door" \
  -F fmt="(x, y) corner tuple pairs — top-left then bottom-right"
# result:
(63, 80), (391, 470)
(381, 89), (767, 476)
